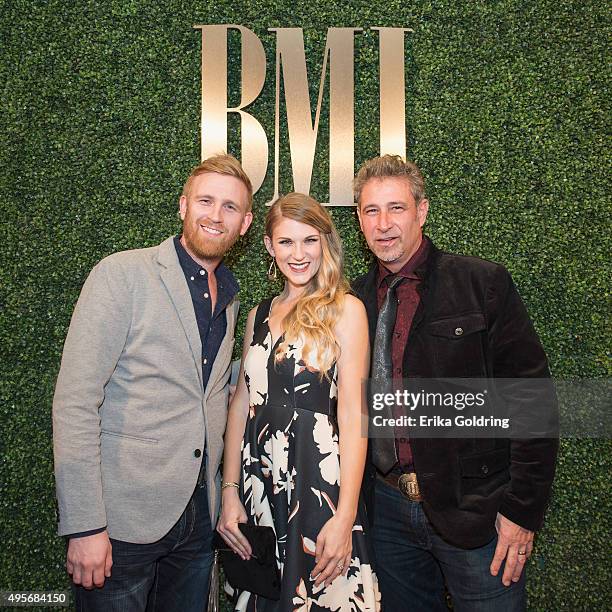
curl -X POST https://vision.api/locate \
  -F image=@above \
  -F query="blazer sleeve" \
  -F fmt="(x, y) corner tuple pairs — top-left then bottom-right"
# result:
(52, 256), (132, 536)
(486, 265), (559, 532)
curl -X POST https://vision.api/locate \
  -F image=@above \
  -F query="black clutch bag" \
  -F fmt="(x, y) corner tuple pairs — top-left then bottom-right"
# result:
(212, 524), (281, 600)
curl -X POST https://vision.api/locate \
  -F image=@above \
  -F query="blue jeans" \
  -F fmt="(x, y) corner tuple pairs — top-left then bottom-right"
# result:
(74, 476), (214, 612)
(372, 479), (526, 612)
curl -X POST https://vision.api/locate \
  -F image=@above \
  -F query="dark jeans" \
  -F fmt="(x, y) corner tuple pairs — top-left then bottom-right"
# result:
(372, 479), (526, 612)
(74, 476), (214, 612)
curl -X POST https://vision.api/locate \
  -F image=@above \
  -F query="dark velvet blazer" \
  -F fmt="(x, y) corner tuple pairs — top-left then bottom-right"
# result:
(352, 239), (558, 549)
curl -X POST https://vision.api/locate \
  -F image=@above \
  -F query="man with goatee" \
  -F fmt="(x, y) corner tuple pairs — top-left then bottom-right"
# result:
(53, 154), (253, 611)
(352, 155), (558, 611)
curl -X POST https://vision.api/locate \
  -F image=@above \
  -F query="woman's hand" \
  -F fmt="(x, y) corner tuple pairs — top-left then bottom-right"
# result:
(216, 489), (252, 560)
(311, 513), (353, 587)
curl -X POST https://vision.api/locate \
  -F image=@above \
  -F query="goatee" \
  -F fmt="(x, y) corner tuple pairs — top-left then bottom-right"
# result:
(182, 223), (240, 260)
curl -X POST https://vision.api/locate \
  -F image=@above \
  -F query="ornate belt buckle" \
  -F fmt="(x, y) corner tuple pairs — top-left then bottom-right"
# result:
(398, 472), (422, 502)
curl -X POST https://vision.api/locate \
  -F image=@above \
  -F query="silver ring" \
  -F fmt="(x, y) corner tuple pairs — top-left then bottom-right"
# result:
(336, 562), (344, 570)
(518, 550), (527, 555)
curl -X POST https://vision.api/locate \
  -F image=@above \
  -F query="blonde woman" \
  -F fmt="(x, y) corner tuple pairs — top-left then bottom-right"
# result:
(217, 193), (380, 610)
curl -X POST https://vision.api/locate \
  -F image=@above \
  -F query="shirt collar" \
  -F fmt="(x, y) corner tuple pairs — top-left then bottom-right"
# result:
(377, 235), (431, 287)
(173, 235), (239, 298)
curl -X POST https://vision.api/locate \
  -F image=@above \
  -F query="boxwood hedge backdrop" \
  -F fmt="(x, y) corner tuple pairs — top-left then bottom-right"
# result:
(1, 0), (609, 609)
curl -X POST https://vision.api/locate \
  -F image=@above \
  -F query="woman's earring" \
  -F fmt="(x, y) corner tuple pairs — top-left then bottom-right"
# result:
(267, 257), (277, 281)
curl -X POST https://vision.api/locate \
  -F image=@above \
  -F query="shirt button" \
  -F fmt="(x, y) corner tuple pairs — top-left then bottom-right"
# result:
(199, 270), (206, 276)
(194, 449), (202, 458)
(481, 464), (489, 475)
(203, 358), (208, 365)
(204, 293), (209, 299)
(190, 276), (195, 281)
(455, 327), (464, 336)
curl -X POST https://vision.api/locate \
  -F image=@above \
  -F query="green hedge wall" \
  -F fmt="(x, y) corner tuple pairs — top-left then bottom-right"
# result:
(1, 1), (609, 610)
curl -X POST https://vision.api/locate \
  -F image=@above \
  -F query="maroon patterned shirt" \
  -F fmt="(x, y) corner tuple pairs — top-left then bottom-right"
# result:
(376, 236), (430, 472)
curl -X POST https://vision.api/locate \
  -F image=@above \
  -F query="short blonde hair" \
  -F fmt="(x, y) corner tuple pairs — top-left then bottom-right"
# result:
(354, 155), (425, 207)
(182, 153), (253, 211)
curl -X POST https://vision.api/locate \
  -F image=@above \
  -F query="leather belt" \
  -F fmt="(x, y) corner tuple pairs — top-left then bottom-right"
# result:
(380, 471), (423, 502)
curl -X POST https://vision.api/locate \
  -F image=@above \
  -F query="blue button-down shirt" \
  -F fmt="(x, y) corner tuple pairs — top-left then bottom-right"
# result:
(173, 235), (239, 389)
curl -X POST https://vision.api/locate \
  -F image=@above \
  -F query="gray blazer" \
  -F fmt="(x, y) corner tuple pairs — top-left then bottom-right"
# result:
(53, 237), (237, 543)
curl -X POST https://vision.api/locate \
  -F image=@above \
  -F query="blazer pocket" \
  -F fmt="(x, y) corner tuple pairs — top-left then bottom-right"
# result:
(101, 430), (159, 444)
(460, 448), (509, 479)
(458, 448), (510, 511)
(428, 312), (487, 377)
(429, 312), (486, 338)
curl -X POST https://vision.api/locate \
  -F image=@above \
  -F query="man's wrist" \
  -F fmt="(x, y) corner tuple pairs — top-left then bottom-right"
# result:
(498, 500), (542, 533)
(66, 526), (107, 540)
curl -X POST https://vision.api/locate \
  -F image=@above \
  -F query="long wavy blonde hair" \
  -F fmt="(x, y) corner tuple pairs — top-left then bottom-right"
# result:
(265, 193), (349, 376)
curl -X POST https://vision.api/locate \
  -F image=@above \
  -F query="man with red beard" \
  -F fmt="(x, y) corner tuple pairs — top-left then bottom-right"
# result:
(53, 154), (253, 611)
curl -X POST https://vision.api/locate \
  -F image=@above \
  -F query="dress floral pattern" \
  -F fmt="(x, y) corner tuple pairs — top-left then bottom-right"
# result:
(233, 298), (380, 611)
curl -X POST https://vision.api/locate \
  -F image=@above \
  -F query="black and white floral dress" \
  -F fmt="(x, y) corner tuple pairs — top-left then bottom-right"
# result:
(233, 298), (380, 611)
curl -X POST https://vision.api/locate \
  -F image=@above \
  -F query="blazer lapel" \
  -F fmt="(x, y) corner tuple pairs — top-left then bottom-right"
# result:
(156, 237), (203, 390)
(359, 264), (379, 351)
(411, 239), (440, 333)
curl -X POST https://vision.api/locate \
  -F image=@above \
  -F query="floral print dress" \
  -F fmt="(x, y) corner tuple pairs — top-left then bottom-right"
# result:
(233, 298), (380, 611)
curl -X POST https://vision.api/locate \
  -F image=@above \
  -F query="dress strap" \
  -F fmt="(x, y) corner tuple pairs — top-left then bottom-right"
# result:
(254, 297), (275, 330)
